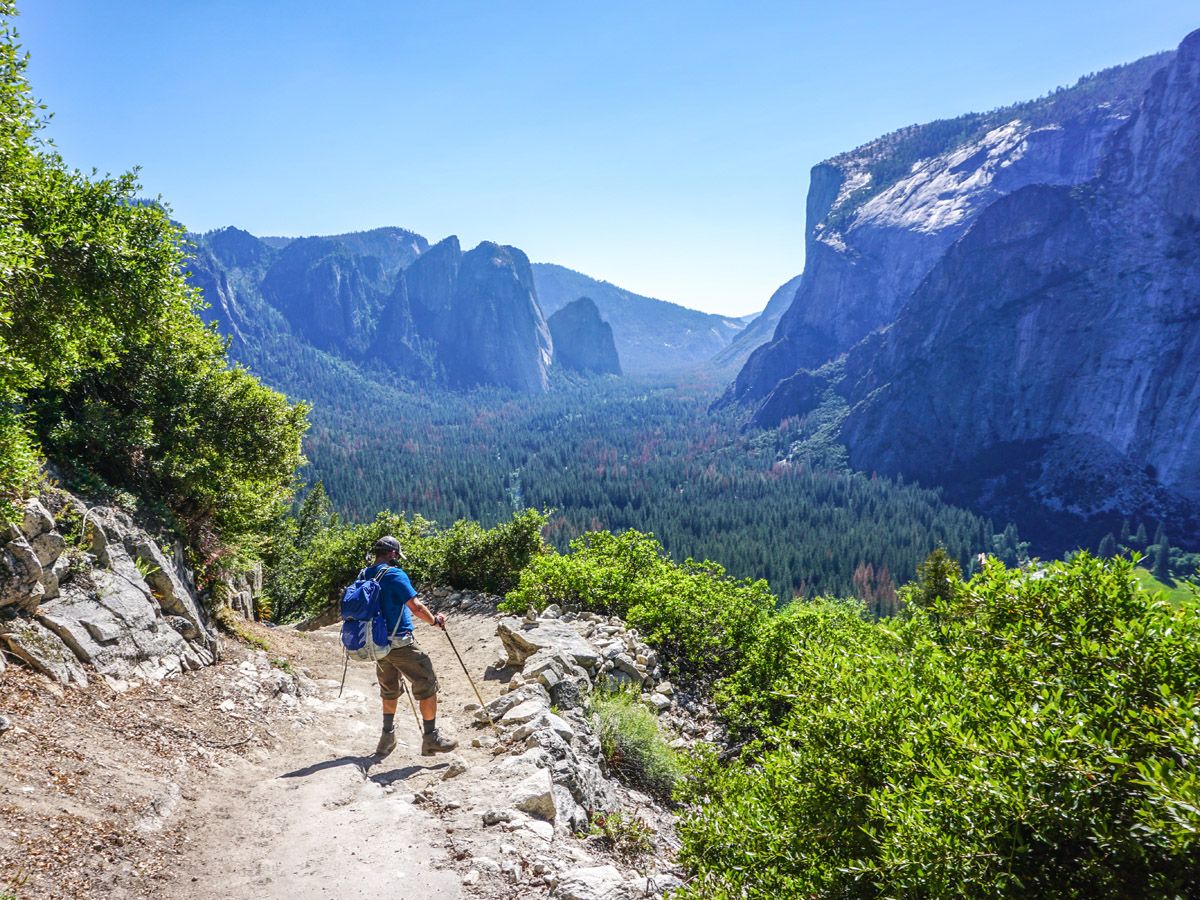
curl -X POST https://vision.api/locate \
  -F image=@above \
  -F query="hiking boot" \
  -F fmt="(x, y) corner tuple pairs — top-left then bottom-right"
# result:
(421, 729), (458, 756)
(374, 729), (397, 758)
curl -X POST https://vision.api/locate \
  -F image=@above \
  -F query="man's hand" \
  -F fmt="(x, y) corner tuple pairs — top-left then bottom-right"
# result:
(433, 612), (447, 629)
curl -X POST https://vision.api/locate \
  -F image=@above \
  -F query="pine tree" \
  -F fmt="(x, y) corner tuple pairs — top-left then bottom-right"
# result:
(1134, 522), (1148, 548)
(1153, 532), (1171, 583)
(1097, 533), (1116, 558)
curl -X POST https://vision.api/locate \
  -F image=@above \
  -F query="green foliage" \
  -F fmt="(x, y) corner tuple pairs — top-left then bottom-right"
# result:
(715, 598), (878, 738)
(909, 545), (962, 610)
(591, 688), (681, 802)
(503, 529), (772, 678)
(585, 810), (654, 860)
(676, 555), (1200, 897)
(264, 505), (549, 622)
(427, 507), (548, 594)
(0, 4), (306, 569)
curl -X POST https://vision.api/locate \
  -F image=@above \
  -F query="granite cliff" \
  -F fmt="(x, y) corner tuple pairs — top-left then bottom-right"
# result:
(729, 33), (1200, 549)
(547, 297), (622, 376)
(725, 50), (1171, 411)
(187, 227), (554, 394)
(532, 263), (746, 376)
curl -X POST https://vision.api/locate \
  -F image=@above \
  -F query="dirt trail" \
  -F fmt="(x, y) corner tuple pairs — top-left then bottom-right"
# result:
(160, 611), (511, 899)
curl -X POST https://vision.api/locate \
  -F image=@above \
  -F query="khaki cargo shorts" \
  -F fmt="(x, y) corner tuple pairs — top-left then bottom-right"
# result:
(376, 643), (439, 701)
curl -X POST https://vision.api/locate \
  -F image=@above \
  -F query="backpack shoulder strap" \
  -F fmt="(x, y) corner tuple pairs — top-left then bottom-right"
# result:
(372, 565), (390, 583)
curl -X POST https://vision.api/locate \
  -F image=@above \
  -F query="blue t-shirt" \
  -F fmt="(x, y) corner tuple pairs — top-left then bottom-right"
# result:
(363, 563), (418, 637)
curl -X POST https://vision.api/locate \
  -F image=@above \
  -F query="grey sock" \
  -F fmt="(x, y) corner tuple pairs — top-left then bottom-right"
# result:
(383, 713), (394, 733)
(423, 718), (436, 735)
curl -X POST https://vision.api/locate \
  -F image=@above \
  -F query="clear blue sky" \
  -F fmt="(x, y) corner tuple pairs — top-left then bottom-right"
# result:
(17, 2), (1197, 316)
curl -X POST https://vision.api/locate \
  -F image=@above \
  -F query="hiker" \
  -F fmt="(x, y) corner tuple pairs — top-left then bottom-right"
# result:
(366, 535), (458, 758)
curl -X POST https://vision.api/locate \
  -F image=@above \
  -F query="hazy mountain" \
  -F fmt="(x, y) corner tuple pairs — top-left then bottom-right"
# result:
(532, 263), (746, 376)
(710, 273), (803, 373)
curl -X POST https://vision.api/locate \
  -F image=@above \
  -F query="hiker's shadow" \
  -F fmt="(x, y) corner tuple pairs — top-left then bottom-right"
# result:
(371, 762), (447, 787)
(279, 755), (376, 779)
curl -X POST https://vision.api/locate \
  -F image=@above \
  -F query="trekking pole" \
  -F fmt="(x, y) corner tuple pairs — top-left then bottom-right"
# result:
(402, 675), (423, 734)
(441, 623), (496, 731)
(337, 650), (349, 699)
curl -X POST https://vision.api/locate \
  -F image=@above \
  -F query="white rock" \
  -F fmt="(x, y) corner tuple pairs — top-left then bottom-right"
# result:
(509, 769), (556, 821)
(482, 809), (517, 826)
(524, 819), (554, 841)
(502, 699), (549, 725)
(473, 856), (501, 873)
(554, 864), (627, 900)
(644, 693), (671, 713)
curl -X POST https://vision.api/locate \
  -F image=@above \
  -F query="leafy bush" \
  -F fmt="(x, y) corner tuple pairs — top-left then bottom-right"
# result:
(0, 3), (307, 566)
(715, 597), (879, 738)
(266, 506), (549, 622)
(586, 810), (654, 859)
(675, 554), (1200, 898)
(428, 508), (548, 594)
(591, 688), (681, 802)
(502, 529), (772, 678)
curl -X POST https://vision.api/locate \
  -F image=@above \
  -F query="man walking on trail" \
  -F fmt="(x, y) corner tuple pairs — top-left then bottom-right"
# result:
(366, 535), (458, 758)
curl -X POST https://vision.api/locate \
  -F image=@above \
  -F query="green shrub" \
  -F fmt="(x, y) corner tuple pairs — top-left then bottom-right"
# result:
(268, 507), (548, 622)
(591, 688), (681, 802)
(0, 3), (307, 563)
(503, 529), (772, 678)
(586, 810), (654, 859)
(715, 597), (879, 738)
(675, 554), (1200, 898)
(428, 508), (548, 594)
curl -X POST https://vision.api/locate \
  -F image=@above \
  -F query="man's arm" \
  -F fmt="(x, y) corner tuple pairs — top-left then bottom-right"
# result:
(406, 596), (445, 629)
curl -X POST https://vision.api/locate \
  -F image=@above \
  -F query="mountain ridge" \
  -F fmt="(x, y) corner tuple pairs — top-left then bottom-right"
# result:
(726, 33), (1200, 550)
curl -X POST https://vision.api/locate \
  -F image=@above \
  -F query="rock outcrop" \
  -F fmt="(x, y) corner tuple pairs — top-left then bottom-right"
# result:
(830, 30), (1200, 547)
(420, 588), (706, 897)
(724, 35), (1200, 549)
(532, 262), (747, 376)
(187, 228), (557, 394)
(0, 492), (221, 687)
(548, 297), (622, 376)
(443, 241), (554, 393)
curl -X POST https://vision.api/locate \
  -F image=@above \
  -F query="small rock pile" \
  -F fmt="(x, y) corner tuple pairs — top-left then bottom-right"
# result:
(0, 491), (220, 688)
(497, 606), (722, 749)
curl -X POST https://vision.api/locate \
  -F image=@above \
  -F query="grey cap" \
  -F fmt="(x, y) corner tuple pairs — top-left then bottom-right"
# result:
(372, 535), (406, 559)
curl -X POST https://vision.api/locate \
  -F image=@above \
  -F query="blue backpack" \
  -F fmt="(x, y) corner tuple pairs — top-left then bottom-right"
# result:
(340, 566), (401, 661)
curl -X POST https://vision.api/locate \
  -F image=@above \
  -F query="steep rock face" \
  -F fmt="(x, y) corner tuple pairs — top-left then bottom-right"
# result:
(547, 297), (621, 376)
(405, 235), (463, 350)
(260, 237), (394, 357)
(447, 242), (553, 393)
(728, 52), (1171, 411)
(532, 263), (745, 376)
(790, 31), (1200, 547)
(0, 494), (220, 686)
(186, 229), (555, 394)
